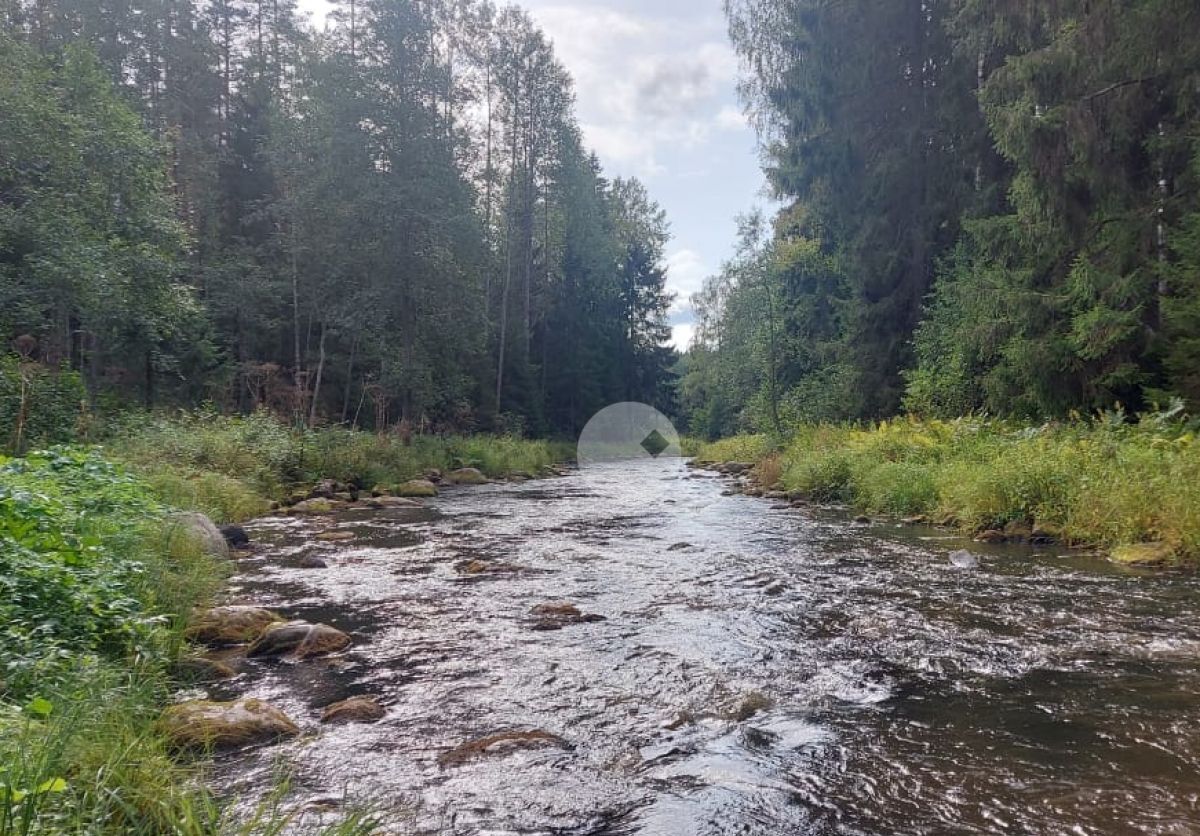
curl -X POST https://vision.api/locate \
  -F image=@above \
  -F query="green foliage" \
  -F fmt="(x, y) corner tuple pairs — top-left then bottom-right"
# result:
(710, 0), (1200, 423)
(0, 358), (84, 453)
(0, 448), (216, 697)
(109, 410), (571, 521)
(711, 410), (1200, 562)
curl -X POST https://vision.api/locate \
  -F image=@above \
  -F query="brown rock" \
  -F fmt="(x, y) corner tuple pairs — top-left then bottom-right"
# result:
(316, 530), (355, 542)
(320, 696), (386, 725)
(247, 621), (351, 659)
(160, 699), (299, 749)
(185, 606), (282, 647)
(396, 479), (438, 498)
(529, 602), (606, 631)
(438, 730), (569, 767)
(975, 529), (1008, 543)
(447, 467), (488, 485)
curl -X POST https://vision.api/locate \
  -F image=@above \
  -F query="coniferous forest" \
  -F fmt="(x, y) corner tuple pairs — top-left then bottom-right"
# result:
(1, 0), (675, 438)
(681, 1), (1200, 437)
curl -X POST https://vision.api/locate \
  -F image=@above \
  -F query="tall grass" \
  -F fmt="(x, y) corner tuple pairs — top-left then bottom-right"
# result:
(109, 410), (573, 522)
(696, 411), (1200, 562)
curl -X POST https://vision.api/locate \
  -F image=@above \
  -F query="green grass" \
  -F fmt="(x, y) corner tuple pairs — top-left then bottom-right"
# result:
(109, 410), (573, 522)
(697, 411), (1200, 563)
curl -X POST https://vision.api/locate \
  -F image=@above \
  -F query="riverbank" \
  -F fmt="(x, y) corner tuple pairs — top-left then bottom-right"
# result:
(0, 415), (571, 833)
(695, 413), (1200, 566)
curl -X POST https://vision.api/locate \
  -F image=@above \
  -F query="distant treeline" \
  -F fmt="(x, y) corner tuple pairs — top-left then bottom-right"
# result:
(682, 1), (1200, 437)
(0, 0), (676, 437)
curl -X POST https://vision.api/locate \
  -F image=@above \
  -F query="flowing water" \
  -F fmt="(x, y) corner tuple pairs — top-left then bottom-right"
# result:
(212, 459), (1200, 834)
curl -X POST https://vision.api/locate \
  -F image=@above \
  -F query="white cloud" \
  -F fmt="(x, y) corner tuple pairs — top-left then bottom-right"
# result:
(671, 322), (697, 351)
(665, 248), (709, 313)
(527, 4), (739, 178)
(716, 104), (748, 131)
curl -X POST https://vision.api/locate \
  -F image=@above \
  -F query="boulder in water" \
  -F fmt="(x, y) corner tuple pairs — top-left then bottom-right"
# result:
(186, 606), (282, 646)
(320, 696), (386, 725)
(1111, 542), (1175, 566)
(529, 602), (606, 631)
(316, 530), (355, 542)
(247, 620), (351, 659)
(289, 498), (343, 515)
(438, 730), (569, 767)
(448, 467), (488, 485)
(396, 479), (438, 498)
(297, 555), (329, 569)
(948, 549), (980, 569)
(161, 698), (299, 749)
(220, 525), (250, 548)
(168, 512), (229, 559)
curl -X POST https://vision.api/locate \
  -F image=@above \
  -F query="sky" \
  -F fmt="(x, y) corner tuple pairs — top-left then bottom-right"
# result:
(300, 0), (771, 349)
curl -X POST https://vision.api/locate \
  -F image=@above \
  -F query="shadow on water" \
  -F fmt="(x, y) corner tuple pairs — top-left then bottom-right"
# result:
(207, 459), (1200, 835)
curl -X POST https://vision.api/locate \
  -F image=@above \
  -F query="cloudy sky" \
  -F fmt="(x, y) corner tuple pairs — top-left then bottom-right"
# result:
(301, 0), (770, 349)
(519, 0), (769, 350)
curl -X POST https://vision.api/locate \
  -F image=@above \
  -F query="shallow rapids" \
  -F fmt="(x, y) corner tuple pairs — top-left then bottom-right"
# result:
(213, 459), (1200, 834)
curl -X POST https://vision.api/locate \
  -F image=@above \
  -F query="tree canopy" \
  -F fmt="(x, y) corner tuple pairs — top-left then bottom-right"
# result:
(1, 0), (677, 436)
(682, 0), (1200, 436)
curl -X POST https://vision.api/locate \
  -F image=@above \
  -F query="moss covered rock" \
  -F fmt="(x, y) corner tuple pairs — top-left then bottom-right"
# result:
(247, 620), (351, 659)
(185, 606), (282, 646)
(395, 479), (438, 497)
(1111, 542), (1176, 566)
(448, 467), (488, 485)
(320, 696), (386, 725)
(161, 698), (299, 749)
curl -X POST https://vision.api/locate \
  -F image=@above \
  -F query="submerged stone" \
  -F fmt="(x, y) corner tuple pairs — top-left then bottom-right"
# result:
(320, 696), (386, 725)
(437, 730), (569, 767)
(529, 602), (606, 631)
(949, 549), (980, 569)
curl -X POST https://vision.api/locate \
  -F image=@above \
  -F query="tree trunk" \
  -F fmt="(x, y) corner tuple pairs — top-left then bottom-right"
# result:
(308, 322), (326, 427)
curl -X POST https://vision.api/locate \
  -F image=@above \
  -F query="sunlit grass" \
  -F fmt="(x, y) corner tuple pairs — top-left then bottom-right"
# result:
(698, 413), (1200, 562)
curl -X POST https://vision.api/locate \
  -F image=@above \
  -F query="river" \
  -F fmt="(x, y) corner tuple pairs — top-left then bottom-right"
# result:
(212, 458), (1200, 834)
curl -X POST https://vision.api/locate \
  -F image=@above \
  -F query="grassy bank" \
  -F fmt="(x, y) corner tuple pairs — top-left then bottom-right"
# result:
(695, 411), (1200, 565)
(108, 410), (575, 523)
(0, 415), (572, 832)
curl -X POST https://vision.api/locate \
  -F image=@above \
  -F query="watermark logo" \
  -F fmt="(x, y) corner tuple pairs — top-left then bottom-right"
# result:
(577, 402), (681, 468)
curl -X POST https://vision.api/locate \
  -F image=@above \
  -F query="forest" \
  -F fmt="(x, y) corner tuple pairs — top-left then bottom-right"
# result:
(681, 0), (1200, 437)
(1, 0), (676, 443)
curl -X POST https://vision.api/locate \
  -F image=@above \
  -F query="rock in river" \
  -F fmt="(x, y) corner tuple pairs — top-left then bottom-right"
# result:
(167, 512), (229, 559)
(529, 602), (606, 631)
(247, 620), (352, 659)
(395, 479), (439, 498)
(186, 605), (282, 646)
(161, 698), (299, 749)
(289, 498), (345, 515)
(448, 467), (489, 485)
(438, 730), (569, 767)
(948, 550), (980, 569)
(220, 524), (250, 548)
(1111, 542), (1176, 566)
(321, 696), (386, 725)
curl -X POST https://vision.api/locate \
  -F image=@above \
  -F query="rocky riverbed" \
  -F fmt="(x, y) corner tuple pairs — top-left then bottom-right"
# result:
(181, 458), (1200, 834)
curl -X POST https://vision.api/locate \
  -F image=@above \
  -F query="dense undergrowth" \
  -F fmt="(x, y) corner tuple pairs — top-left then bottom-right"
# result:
(0, 414), (569, 833)
(695, 407), (1200, 564)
